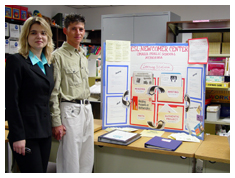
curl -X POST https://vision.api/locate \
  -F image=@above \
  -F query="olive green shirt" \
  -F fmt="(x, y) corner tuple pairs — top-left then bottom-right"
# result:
(50, 42), (90, 127)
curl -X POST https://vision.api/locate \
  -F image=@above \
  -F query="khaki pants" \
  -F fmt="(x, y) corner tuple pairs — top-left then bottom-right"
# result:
(56, 102), (94, 173)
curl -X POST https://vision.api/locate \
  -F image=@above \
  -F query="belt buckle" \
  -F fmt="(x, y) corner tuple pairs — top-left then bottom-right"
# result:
(83, 99), (89, 105)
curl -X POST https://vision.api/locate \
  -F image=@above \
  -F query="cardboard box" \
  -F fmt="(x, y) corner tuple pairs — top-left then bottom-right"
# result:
(5, 39), (10, 53)
(5, 22), (9, 37)
(207, 62), (224, 76)
(206, 105), (221, 121)
(12, 5), (21, 20)
(221, 42), (230, 54)
(223, 32), (230, 42)
(206, 82), (230, 88)
(10, 23), (20, 39)
(19, 25), (23, 34)
(206, 90), (230, 103)
(20, 6), (28, 21)
(192, 32), (222, 42)
(9, 40), (19, 54)
(5, 5), (13, 19)
(206, 76), (224, 82)
(209, 42), (221, 54)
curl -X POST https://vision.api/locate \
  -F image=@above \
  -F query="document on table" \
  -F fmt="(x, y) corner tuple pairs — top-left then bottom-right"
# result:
(168, 133), (200, 142)
(140, 129), (164, 137)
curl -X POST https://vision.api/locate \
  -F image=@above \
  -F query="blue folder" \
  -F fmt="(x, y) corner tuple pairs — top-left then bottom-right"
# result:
(145, 136), (182, 151)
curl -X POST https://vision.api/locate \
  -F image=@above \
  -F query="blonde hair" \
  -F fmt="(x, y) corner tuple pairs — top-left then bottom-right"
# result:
(18, 17), (54, 64)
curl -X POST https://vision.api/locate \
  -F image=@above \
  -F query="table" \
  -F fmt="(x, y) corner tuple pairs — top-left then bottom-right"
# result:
(195, 134), (230, 173)
(93, 119), (102, 132)
(94, 129), (202, 173)
(94, 129), (202, 157)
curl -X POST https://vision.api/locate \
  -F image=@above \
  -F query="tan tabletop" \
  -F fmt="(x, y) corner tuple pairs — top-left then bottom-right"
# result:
(94, 129), (202, 158)
(195, 134), (230, 164)
(94, 119), (102, 132)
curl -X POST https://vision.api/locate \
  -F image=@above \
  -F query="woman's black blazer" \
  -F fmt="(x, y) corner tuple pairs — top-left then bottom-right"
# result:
(5, 53), (54, 142)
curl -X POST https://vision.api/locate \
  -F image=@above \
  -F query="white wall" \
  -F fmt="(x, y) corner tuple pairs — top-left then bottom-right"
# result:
(23, 5), (230, 30)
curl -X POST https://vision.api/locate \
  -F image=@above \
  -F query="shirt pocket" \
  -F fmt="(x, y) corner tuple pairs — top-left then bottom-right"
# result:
(64, 67), (82, 86)
(81, 66), (89, 79)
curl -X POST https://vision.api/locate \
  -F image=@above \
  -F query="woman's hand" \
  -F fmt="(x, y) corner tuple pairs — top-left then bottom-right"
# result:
(13, 140), (26, 156)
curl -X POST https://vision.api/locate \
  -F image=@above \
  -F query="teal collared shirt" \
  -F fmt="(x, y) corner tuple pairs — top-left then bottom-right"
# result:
(29, 50), (50, 74)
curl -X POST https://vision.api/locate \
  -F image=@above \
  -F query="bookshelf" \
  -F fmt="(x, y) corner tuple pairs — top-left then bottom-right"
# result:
(166, 20), (230, 135)
(81, 29), (101, 45)
(166, 19), (230, 43)
(205, 53), (230, 134)
(51, 26), (66, 49)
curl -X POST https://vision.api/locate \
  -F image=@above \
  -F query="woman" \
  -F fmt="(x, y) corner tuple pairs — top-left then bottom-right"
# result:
(5, 17), (54, 173)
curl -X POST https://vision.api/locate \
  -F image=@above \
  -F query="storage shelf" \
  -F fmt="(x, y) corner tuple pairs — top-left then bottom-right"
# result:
(206, 82), (230, 90)
(166, 19), (230, 43)
(206, 87), (230, 91)
(205, 118), (230, 125)
(209, 54), (230, 57)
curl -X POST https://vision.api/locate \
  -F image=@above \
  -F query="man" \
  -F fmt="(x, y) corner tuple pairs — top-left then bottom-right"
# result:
(50, 14), (94, 173)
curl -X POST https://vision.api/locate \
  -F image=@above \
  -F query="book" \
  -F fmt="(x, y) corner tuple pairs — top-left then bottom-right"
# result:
(98, 129), (141, 146)
(144, 136), (182, 151)
(206, 82), (230, 88)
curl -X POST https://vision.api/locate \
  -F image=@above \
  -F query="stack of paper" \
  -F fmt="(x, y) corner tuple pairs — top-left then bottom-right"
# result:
(168, 133), (200, 143)
(140, 129), (164, 137)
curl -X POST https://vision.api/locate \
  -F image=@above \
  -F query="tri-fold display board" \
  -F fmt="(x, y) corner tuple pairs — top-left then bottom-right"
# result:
(101, 40), (207, 140)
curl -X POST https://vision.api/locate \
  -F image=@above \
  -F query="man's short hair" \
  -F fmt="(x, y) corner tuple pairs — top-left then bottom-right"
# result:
(64, 14), (86, 28)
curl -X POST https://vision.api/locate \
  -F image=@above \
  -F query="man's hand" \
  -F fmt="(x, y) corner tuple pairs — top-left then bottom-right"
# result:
(13, 140), (26, 156)
(52, 125), (66, 140)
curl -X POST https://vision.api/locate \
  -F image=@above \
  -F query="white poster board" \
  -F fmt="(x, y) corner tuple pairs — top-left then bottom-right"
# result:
(101, 42), (206, 140)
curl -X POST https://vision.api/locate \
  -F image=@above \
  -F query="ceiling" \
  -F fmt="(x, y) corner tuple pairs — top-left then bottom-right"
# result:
(65, 5), (118, 9)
